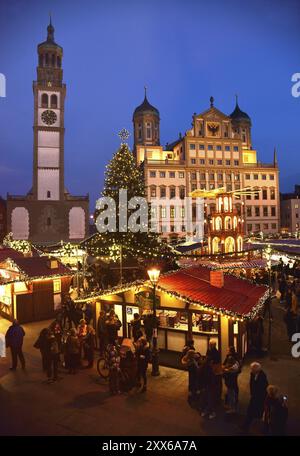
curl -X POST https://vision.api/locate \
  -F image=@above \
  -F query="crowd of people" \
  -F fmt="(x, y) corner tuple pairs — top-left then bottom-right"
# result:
(32, 317), (96, 381)
(181, 340), (288, 435)
(4, 300), (289, 435)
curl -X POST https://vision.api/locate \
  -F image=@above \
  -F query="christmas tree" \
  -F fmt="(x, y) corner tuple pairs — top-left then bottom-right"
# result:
(84, 142), (172, 261)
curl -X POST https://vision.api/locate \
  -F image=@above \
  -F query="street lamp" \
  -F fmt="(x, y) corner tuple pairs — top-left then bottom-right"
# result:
(147, 268), (160, 376)
(264, 244), (273, 352)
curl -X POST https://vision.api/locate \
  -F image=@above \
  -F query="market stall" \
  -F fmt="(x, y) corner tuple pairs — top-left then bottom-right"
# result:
(76, 264), (269, 361)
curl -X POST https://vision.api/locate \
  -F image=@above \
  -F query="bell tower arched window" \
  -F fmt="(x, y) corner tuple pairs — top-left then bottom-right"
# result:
(41, 93), (48, 108)
(57, 56), (61, 68)
(51, 94), (57, 109)
(138, 123), (142, 140)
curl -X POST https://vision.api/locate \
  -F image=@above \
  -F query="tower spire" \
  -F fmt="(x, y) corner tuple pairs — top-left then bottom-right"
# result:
(47, 14), (55, 42)
(273, 147), (278, 166)
(144, 85), (147, 100)
(235, 93), (239, 106)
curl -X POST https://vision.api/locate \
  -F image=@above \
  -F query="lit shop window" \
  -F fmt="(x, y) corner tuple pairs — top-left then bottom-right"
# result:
(53, 279), (61, 293)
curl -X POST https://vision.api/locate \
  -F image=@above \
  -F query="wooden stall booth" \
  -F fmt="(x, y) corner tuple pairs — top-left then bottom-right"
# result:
(77, 264), (269, 362)
(0, 256), (73, 323)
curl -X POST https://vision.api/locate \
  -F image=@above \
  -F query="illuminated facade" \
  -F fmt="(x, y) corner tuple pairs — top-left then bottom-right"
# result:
(133, 95), (280, 239)
(208, 192), (243, 254)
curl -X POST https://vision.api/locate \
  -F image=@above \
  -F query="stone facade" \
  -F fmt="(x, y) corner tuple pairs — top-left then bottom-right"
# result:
(133, 95), (280, 240)
(7, 21), (89, 244)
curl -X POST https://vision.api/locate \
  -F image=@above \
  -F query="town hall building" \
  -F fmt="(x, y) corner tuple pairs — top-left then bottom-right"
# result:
(133, 92), (280, 241)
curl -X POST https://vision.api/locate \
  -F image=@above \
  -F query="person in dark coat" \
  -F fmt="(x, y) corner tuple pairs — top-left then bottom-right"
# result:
(84, 303), (93, 325)
(242, 362), (269, 432)
(131, 313), (142, 342)
(66, 328), (80, 374)
(44, 332), (60, 382)
(142, 312), (155, 346)
(206, 341), (221, 364)
(222, 354), (240, 413)
(284, 308), (297, 341)
(206, 341), (222, 404)
(106, 310), (122, 344)
(263, 385), (288, 436)
(5, 319), (26, 371)
(279, 277), (287, 303)
(83, 325), (96, 368)
(34, 328), (49, 371)
(49, 319), (63, 354)
(135, 337), (151, 392)
(97, 310), (107, 354)
(119, 349), (137, 392)
(181, 348), (200, 406)
(200, 358), (217, 419)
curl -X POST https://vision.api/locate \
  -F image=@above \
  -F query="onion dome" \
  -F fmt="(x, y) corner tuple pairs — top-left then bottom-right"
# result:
(38, 17), (62, 51)
(133, 87), (159, 117)
(230, 96), (251, 123)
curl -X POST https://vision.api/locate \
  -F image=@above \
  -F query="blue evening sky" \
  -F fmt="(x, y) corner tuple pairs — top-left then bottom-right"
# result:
(0, 0), (299, 211)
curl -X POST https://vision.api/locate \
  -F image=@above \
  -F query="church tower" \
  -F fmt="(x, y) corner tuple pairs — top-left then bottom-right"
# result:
(33, 18), (65, 201)
(7, 20), (89, 244)
(133, 88), (160, 152)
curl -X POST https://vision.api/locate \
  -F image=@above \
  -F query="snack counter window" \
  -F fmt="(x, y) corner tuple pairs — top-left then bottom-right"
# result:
(157, 309), (220, 352)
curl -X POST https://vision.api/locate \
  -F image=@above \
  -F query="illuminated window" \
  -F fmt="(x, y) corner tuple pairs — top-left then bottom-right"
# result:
(146, 123), (152, 139)
(53, 279), (61, 293)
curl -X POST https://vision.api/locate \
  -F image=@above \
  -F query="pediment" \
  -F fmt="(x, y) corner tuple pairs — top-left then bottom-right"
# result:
(196, 107), (230, 122)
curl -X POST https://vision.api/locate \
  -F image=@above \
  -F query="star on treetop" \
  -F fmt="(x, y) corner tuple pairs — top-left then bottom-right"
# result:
(118, 128), (130, 143)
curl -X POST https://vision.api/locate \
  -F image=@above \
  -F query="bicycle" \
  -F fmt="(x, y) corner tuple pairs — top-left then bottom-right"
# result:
(97, 350), (110, 379)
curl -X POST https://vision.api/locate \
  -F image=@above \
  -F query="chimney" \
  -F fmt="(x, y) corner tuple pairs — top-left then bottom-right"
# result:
(47, 259), (58, 270)
(210, 270), (224, 288)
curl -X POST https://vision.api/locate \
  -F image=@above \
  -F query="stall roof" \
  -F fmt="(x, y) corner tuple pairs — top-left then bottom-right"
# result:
(157, 266), (268, 319)
(173, 242), (204, 253)
(245, 240), (300, 258)
(0, 248), (24, 262)
(9, 257), (73, 279)
(196, 258), (269, 270)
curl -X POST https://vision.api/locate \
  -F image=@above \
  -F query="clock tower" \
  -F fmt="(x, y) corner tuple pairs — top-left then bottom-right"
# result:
(7, 20), (89, 244)
(33, 18), (65, 201)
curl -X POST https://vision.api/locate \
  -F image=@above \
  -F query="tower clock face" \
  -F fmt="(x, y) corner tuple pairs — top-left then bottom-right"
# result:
(41, 109), (57, 125)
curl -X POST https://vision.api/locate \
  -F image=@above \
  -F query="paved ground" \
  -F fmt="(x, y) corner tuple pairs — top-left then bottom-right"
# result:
(0, 299), (300, 436)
